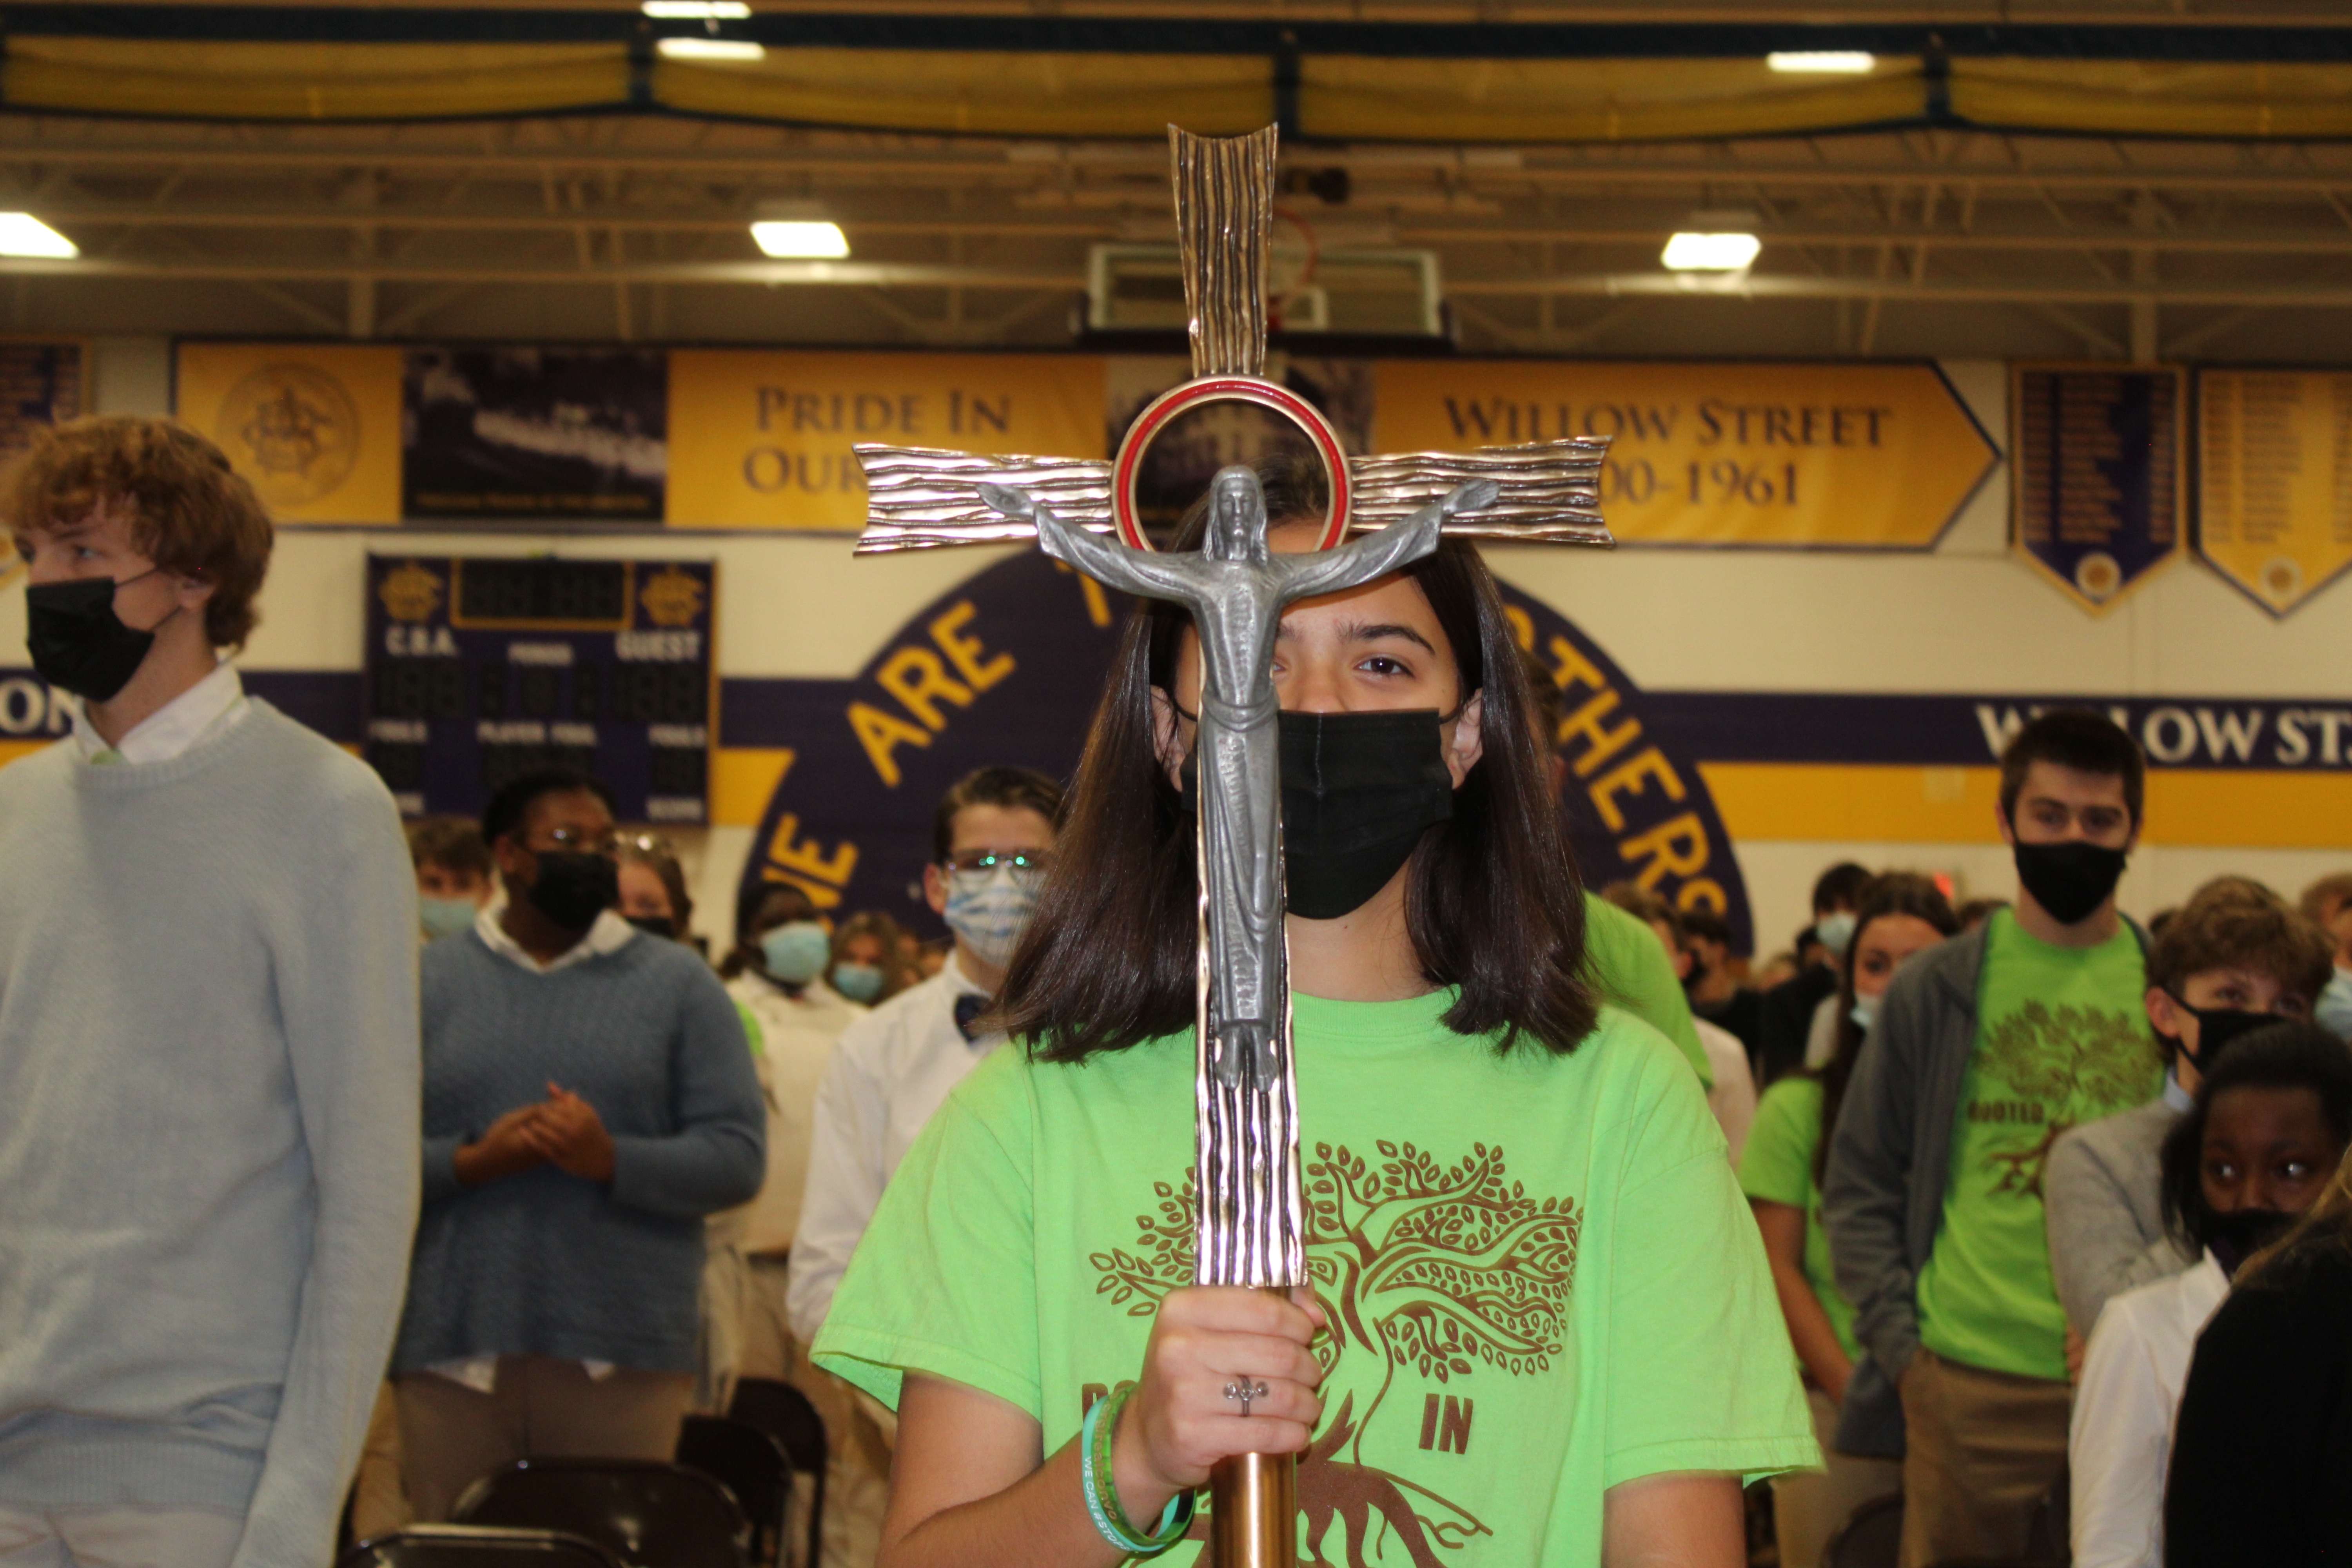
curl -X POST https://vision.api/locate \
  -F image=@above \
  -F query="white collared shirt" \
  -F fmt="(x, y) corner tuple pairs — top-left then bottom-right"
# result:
(71, 660), (247, 766)
(431, 902), (638, 1392)
(2069, 1250), (2231, 1568)
(784, 955), (998, 1342)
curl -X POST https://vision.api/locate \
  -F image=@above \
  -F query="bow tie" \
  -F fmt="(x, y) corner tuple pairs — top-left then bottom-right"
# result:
(953, 993), (991, 1043)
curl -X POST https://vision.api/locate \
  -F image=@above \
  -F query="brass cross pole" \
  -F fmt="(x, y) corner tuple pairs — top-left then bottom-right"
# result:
(853, 124), (1615, 1568)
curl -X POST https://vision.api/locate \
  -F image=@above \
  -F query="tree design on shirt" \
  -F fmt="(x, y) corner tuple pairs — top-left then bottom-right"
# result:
(1092, 1140), (1579, 1566)
(1973, 1000), (2153, 1197)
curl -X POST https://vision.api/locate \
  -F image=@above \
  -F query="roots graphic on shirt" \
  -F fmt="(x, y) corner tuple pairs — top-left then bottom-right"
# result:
(1092, 1139), (1575, 1563)
(1971, 1000), (2154, 1195)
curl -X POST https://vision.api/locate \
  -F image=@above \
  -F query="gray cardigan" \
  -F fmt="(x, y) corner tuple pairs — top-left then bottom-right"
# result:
(2045, 1099), (2196, 1338)
(1820, 918), (2149, 1455)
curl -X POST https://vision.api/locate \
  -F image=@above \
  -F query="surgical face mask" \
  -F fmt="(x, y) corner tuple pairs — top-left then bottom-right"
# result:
(2013, 838), (2128, 926)
(25, 570), (173, 702)
(419, 895), (479, 941)
(831, 962), (885, 1004)
(760, 921), (832, 985)
(525, 849), (617, 933)
(2203, 1207), (2296, 1278)
(1850, 992), (1881, 1034)
(943, 862), (1040, 972)
(2160, 991), (2276, 1075)
(2316, 968), (2352, 1044)
(1815, 911), (1857, 960)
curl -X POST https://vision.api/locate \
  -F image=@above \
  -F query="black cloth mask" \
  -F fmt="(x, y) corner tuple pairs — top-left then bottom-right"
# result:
(2013, 839), (2128, 926)
(2160, 993), (2275, 1075)
(527, 851), (619, 933)
(624, 913), (676, 940)
(26, 572), (171, 702)
(2204, 1207), (2296, 1278)
(1177, 708), (1456, 922)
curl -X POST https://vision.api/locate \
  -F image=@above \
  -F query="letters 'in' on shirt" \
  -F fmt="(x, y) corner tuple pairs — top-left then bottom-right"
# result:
(1738, 1075), (1864, 1366)
(1918, 910), (2158, 1381)
(814, 991), (1817, 1566)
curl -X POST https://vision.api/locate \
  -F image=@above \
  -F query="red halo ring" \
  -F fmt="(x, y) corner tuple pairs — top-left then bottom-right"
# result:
(1109, 376), (1350, 552)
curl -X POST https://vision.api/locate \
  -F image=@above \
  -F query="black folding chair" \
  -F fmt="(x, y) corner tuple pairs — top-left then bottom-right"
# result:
(338, 1524), (626, 1568)
(452, 1459), (749, 1568)
(679, 1414), (793, 1568)
(728, 1377), (828, 1568)
(1824, 1491), (1904, 1568)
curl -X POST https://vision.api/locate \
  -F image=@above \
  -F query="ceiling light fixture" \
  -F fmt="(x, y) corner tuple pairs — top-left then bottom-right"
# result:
(1661, 232), (1761, 272)
(642, 2), (751, 17)
(1766, 51), (1875, 74)
(0, 214), (77, 259)
(751, 220), (849, 259)
(656, 37), (765, 60)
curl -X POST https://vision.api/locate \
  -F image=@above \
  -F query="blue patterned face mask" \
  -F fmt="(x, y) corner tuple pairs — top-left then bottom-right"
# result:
(419, 896), (478, 941)
(760, 921), (831, 984)
(2318, 969), (2352, 1045)
(943, 863), (1039, 971)
(831, 962), (885, 1003)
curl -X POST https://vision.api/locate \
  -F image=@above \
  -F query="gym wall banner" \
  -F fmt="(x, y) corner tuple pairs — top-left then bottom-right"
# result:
(1370, 359), (1998, 550)
(176, 342), (404, 524)
(2194, 367), (2352, 618)
(2011, 363), (2186, 613)
(724, 551), (1757, 953)
(0, 338), (88, 589)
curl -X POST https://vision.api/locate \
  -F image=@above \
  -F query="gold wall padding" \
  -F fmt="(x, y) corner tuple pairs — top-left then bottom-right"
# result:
(1300, 55), (1926, 143)
(2, 40), (630, 120)
(653, 49), (1271, 137)
(1949, 59), (2352, 138)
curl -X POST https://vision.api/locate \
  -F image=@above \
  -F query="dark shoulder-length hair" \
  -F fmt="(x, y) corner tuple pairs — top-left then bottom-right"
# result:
(1813, 872), (1959, 1183)
(996, 454), (1597, 1063)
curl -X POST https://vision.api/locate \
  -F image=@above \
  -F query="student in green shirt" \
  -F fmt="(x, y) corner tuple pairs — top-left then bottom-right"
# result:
(1741, 873), (1955, 1568)
(813, 457), (1814, 1567)
(1825, 711), (2159, 1568)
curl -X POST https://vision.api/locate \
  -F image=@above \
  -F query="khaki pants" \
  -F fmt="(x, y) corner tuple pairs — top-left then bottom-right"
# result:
(350, 1381), (412, 1541)
(1770, 1387), (1902, 1568)
(741, 1255), (892, 1568)
(394, 1357), (695, 1524)
(1897, 1348), (2071, 1568)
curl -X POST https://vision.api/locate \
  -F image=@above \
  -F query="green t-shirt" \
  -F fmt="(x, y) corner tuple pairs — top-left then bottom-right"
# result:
(1582, 891), (1711, 1089)
(1737, 1076), (1863, 1365)
(814, 992), (1815, 1564)
(1916, 910), (2158, 1379)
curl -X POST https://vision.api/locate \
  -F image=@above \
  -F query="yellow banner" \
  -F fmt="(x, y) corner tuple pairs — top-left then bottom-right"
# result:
(2195, 368), (2352, 617)
(174, 343), (403, 524)
(1372, 359), (1996, 548)
(666, 351), (1107, 531)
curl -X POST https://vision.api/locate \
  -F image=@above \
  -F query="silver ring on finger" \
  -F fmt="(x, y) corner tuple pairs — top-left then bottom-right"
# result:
(1222, 1379), (1269, 1416)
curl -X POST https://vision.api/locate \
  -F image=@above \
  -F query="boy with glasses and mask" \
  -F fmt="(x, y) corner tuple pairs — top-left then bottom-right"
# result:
(2045, 879), (2333, 1353)
(392, 768), (763, 1519)
(1826, 709), (2162, 1568)
(0, 417), (421, 1567)
(785, 766), (1061, 1568)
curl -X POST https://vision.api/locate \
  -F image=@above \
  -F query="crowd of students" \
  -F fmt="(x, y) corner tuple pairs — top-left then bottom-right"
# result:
(6, 416), (2352, 1568)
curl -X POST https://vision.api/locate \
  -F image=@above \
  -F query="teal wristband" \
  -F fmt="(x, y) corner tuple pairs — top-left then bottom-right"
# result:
(1080, 1386), (1194, 1556)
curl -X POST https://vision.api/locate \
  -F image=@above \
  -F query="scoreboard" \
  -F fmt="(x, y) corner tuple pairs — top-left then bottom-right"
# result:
(363, 554), (717, 824)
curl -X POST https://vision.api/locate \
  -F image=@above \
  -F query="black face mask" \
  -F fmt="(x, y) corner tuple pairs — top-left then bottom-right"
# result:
(2013, 839), (2128, 926)
(2159, 993), (2275, 1075)
(26, 572), (171, 702)
(626, 913), (677, 940)
(526, 851), (619, 933)
(2203, 1207), (2296, 1278)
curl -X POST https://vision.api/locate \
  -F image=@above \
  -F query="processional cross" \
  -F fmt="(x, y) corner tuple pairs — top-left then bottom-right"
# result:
(853, 124), (1614, 1567)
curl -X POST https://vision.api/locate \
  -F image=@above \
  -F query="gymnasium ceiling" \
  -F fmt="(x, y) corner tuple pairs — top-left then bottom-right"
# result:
(7, 1), (2352, 363)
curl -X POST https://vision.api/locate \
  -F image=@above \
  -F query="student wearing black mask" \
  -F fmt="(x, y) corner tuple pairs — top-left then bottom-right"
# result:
(808, 456), (1811, 1568)
(2068, 1023), (2352, 1568)
(2046, 880), (2333, 1355)
(392, 768), (763, 1519)
(1827, 710), (2159, 1566)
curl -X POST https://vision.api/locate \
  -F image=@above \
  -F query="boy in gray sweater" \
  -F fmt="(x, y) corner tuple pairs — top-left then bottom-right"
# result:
(0, 419), (421, 1567)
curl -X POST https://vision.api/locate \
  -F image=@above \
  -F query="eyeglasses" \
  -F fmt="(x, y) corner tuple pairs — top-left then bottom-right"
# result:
(941, 849), (1054, 879)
